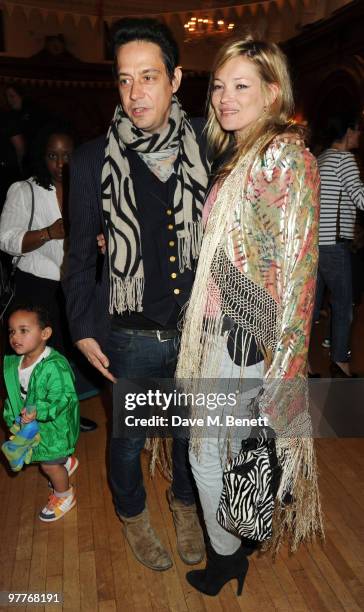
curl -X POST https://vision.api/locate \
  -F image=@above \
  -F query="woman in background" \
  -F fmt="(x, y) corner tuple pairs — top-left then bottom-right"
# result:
(4, 84), (47, 175)
(0, 121), (74, 349)
(313, 114), (363, 377)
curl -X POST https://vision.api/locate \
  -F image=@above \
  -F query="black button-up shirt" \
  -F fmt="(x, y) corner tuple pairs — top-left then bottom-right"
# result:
(113, 144), (200, 330)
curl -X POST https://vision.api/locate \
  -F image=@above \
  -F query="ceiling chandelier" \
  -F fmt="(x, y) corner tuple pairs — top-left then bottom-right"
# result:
(184, 16), (235, 42)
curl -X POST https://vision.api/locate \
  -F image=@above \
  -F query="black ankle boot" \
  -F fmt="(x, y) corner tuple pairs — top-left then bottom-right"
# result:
(186, 544), (249, 597)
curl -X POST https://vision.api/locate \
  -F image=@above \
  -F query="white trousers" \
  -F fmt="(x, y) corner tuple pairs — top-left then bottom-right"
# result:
(189, 347), (264, 555)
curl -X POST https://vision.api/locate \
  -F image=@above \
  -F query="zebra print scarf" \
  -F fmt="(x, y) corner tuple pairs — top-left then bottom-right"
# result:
(101, 97), (209, 314)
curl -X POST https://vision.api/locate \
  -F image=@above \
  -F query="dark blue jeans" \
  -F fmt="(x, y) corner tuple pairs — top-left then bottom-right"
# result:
(108, 328), (195, 517)
(313, 243), (353, 362)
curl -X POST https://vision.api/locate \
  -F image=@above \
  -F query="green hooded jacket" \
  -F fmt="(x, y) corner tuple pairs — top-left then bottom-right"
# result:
(3, 349), (80, 462)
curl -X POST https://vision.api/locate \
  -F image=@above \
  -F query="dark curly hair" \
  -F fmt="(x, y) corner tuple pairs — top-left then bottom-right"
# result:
(110, 18), (179, 82)
(29, 120), (74, 190)
(7, 303), (52, 329)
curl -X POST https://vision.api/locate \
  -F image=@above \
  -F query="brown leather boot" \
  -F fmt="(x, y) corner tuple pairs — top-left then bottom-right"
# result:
(167, 488), (205, 565)
(118, 508), (172, 571)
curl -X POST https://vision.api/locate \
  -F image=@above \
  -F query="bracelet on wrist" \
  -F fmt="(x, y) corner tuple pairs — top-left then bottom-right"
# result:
(40, 227), (51, 243)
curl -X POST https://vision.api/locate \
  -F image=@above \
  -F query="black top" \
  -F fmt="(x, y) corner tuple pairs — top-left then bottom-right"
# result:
(112, 148), (196, 330)
(0, 111), (22, 164)
(7, 102), (47, 146)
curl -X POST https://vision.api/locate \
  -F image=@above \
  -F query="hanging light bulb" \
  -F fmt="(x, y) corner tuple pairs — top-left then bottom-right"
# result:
(183, 15), (235, 42)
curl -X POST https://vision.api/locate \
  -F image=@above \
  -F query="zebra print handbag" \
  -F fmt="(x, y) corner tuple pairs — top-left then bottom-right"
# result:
(217, 426), (282, 542)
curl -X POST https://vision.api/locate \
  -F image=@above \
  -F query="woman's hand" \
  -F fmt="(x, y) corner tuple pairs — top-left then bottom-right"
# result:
(48, 218), (65, 240)
(97, 233), (106, 255)
(22, 218), (65, 253)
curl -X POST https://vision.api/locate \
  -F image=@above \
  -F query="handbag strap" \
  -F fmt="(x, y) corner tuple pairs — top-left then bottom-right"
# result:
(335, 190), (342, 243)
(11, 180), (35, 275)
(241, 425), (280, 469)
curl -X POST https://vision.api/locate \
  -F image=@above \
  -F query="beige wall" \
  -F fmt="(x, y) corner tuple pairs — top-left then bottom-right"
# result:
(3, 7), (103, 62)
(0, 1), (355, 68)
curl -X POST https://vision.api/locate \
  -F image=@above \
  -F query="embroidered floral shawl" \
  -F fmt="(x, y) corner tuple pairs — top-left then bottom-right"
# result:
(176, 134), (324, 552)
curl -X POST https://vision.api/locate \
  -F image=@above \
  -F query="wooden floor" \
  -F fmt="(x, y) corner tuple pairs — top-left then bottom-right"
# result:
(1, 304), (364, 611)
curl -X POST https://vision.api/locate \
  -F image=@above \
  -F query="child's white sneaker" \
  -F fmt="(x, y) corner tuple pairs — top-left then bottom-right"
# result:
(39, 488), (76, 522)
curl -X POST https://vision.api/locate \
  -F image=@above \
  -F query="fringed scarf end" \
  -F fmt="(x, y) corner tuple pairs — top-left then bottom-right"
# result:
(263, 436), (325, 556)
(177, 220), (203, 272)
(109, 275), (145, 314)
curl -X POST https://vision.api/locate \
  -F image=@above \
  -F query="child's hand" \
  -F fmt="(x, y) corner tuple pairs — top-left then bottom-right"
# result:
(21, 408), (37, 424)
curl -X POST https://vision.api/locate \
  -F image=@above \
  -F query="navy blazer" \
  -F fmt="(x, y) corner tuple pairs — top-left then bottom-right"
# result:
(64, 135), (110, 349)
(64, 118), (207, 351)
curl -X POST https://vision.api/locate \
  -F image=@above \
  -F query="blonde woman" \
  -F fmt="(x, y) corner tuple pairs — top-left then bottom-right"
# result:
(176, 37), (323, 596)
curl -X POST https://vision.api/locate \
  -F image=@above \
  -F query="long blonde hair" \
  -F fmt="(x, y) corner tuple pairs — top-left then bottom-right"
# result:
(206, 37), (296, 177)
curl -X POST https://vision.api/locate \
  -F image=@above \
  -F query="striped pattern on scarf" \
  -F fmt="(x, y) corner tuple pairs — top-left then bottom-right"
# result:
(101, 97), (209, 314)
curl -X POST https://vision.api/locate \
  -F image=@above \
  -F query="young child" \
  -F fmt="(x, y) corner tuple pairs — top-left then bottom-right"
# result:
(3, 304), (80, 522)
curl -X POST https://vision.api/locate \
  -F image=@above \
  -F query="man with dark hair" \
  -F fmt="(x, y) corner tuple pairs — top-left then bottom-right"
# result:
(64, 18), (208, 571)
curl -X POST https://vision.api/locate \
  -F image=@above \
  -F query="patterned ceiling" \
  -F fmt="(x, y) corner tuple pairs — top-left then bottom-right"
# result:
(102, 0), (271, 14)
(104, 0), (271, 14)
(2, 0), (274, 17)
(2, 0), (354, 18)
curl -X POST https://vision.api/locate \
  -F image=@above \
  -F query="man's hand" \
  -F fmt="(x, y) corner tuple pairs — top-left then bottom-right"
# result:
(21, 408), (37, 424)
(76, 338), (116, 382)
(96, 233), (106, 255)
